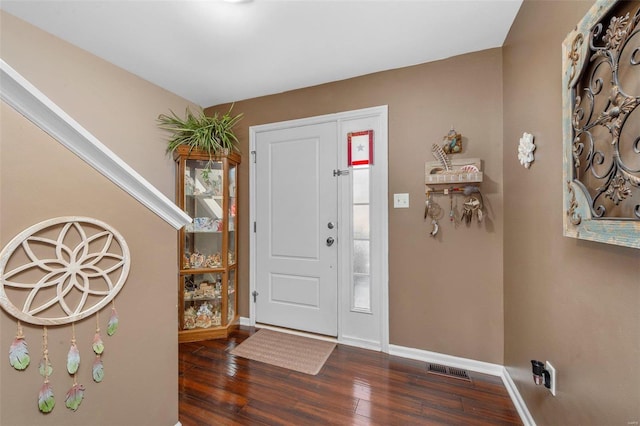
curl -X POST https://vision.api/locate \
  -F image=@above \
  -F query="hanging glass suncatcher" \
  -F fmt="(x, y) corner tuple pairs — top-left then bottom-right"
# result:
(0, 217), (129, 414)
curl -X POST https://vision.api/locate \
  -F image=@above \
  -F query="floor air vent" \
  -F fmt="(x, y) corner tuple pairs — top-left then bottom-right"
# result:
(427, 363), (471, 381)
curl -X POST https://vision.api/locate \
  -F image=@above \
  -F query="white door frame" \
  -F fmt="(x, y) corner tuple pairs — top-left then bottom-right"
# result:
(249, 106), (389, 352)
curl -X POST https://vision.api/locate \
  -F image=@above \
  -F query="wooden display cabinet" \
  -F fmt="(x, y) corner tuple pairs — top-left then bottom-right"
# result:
(174, 146), (240, 342)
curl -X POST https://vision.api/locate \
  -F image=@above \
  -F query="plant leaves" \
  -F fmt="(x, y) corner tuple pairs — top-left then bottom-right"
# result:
(107, 308), (119, 336)
(9, 336), (30, 370)
(92, 332), (104, 355)
(38, 381), (55, 413)
(64, 383), (85, 411)
(67, 343), (80, 375)
(157, 105), (242, 155)
(39, 357), (53, 377)
(92, 356), (104, 383)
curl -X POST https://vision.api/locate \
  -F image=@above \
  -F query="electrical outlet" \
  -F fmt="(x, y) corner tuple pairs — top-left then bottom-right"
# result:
(394, 193), (409, 208)
(546, 361), (556, 396)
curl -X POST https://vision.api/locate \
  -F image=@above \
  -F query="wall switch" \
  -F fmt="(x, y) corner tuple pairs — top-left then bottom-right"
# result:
(546, 361), (556, 396)
(393, 193), (409, 208)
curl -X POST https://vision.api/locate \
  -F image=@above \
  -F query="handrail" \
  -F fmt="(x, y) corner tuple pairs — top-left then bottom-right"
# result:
(0, 59), (191, 230)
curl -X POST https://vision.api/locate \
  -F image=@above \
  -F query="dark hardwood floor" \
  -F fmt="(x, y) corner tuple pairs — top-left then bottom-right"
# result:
(179, 326), (522, 425)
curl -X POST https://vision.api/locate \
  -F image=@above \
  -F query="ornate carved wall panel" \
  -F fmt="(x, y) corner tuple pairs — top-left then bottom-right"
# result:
(563, 0), (640, 249)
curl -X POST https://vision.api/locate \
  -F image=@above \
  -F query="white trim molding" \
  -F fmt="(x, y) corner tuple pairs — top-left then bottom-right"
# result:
(0, 59), (191, 230)
(388, 344), (504, 377)
(501, 367), (536, 426)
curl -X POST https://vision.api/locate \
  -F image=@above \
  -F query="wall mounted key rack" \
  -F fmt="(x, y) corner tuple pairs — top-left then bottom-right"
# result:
(424, 156), (484, 237)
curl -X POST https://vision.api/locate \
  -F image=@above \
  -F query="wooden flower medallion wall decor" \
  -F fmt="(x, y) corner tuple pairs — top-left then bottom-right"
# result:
(562, 0), (640, 249)
(0, 217), (129, 413)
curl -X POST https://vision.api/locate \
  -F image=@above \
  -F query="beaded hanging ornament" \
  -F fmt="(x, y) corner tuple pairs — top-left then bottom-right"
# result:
(0, 217), (129, 413)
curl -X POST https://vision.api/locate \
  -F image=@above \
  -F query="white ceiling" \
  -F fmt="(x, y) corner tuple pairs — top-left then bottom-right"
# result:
(1, 0), (522, 107)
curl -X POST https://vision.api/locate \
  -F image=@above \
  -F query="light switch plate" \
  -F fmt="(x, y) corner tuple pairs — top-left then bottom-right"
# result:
(394, 193), (409, 208)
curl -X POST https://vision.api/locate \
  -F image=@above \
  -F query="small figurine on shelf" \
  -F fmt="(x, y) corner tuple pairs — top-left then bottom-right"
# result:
(190, 252), (204, 268)
(201, 283), (215, 298)
(183, 254), (190, 269)
(215, 277), (222, 297)
(183, 306), (197, 330)
(184, 276), (197, 291)
(195, 302), (214, 328)
(204, 253), (222, 268)
(228, 251), (235, 264)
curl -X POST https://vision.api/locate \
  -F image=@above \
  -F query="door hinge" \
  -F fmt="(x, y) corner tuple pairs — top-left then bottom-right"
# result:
(252, 290), (259, 303)
(333, 169), (349, 177)
(253, 221), (256, 233)
(251, 150), (257, 163)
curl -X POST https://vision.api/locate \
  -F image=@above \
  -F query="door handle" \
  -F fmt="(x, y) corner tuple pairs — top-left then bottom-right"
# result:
(326, 237), (335, 247)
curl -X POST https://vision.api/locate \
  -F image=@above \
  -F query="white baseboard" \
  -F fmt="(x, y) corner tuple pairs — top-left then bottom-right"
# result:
(388, 344), (504, 376)
(175, 422), (182, 426)
(501, 367), (536, 426)
(239, 316), (252, 326)
(339, 335), (382, 351)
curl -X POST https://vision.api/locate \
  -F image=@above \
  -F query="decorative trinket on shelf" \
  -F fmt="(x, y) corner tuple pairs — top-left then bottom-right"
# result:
(189, 252), (205, 268)
(195, 302), (214, 329)
(442, 127), (462, 154)
(183, 306), (197, 330)
(204, 253), (222, 268)
(0, 217), (128, 413)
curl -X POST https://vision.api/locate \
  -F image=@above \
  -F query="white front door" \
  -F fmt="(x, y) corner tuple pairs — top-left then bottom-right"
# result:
(254, 121), (338, 336)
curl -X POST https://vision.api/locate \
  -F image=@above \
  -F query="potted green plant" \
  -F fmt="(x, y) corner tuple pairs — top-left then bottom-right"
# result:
(157, 106), (243, 159)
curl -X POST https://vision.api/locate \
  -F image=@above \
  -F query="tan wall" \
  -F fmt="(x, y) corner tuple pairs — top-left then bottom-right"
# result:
(0, 12), (195, 425)
(208, 48), (505, 364)
(503, 1), (640, 424)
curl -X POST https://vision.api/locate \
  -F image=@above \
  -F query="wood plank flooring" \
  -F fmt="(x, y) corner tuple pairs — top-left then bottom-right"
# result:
(179, 326), (522, 425)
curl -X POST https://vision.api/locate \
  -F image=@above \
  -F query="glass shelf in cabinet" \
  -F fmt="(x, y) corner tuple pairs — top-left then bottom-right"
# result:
(183, 230), (223, 234)
(185, 193), (223, 200)
(180, 267), (224, 274)
(183, 295), (222, 302)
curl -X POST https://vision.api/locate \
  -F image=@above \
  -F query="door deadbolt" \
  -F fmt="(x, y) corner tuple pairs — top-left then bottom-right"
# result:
(326, 237), (335, 247)
(327, 222), (335, 229)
